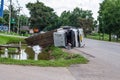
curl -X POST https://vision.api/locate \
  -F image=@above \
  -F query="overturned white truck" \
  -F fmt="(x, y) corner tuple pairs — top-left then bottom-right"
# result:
(53, 26), (84, 48)
(25, 26), (84, 50)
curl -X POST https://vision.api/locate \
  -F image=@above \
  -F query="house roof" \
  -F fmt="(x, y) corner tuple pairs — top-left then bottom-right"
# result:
(20, 26), (29, 31)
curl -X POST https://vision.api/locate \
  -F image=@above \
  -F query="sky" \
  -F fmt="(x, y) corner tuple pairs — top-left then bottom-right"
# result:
(4, 0), (103, 20)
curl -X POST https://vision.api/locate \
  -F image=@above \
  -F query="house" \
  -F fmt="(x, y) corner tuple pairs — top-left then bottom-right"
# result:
(20, 26), (30, 34)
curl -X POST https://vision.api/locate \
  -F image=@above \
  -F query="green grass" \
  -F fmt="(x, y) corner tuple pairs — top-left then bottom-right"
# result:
(87, 33), (108, 40)
(0, 34), (26, 55)
(0, 32), (31, 37)
(87, 33), (118, 41)
(0, 46), (88, 67)
(0, 57), (88, 67)
(0, 35), (25, 44)
(0, 56), (88, 67)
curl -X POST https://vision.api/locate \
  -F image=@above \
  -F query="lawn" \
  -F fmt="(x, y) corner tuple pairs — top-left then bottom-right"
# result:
(87, 33), (120, 42)
(0, 35), (25, 44)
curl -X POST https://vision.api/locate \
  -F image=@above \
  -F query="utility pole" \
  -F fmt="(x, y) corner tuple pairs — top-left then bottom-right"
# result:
(16, 0), (22, 34)
(8, 0), (12, 33)
(17, 7), (22, 34)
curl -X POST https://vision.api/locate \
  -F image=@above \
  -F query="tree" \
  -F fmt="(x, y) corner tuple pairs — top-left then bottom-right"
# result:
(98, 0), (120, 41)
(43, 13), (60, 31)
(2, 9), (9, 25)
(59, 7), (94, 36)
(60, 11), (71, 26)
(19, 15), (29, 26)
(26, 1), (59, 31)
(93, 20), (98, 28)
(0, 17), (6, 24)
(3, 5), (19, 32)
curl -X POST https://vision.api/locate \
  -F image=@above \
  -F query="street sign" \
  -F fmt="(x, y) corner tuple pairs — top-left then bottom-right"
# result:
(11, 18), (16, 24)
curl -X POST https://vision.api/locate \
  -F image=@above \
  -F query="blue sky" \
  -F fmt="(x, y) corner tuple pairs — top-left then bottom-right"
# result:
(4, 0), (103, 20)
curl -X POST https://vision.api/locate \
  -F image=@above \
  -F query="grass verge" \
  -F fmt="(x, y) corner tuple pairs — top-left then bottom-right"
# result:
(0, 46), (88, 67)
(87, 33), (120, 42)
(87, 33), (109, 41)
(0, 35), (25, 44)
(0, 57), (88, 67)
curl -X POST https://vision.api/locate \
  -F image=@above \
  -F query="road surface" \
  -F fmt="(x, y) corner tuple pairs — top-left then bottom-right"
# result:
(69, 38), (120, 80)
(0, 64), (75, 80)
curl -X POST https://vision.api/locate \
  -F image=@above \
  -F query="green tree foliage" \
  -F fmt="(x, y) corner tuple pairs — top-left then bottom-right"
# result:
(0, 9), (9, 25)
(0, 17), (6, 24)
(98, 0), (120, 41)
(19, 15), (29, 26)
(26, 1), (59, 31)
(10, 5), (18, 31)
(43, 13), (60, 31)
(2, 5), (18, 32)
(26, 1), (94, 33)
(60, 11), (71, 26)
(1, 9), (9, 25)
(2, 6), (28, 32)
(60, 7), (94, 36)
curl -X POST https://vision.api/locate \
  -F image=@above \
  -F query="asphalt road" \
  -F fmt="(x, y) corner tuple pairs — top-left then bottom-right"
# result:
(0, 64), (76, 80)
(69, 38), (120, 80)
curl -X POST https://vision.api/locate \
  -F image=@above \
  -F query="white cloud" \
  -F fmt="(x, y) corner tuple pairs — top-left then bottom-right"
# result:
(4, 0), (103, 20)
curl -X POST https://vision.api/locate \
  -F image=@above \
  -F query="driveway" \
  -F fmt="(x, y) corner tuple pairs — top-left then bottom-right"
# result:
(68, 38), (120, 80)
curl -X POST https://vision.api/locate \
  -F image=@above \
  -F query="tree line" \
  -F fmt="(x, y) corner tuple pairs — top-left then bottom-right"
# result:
(98, 0), (120, 41)
(0, 1), (96, 36)
(0, 5), (28, 32)
(26, 1), (94, 36)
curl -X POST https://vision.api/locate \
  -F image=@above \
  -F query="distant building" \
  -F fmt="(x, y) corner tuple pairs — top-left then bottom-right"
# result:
(20, 26), (30, 34)
(20, 26), (30, 31)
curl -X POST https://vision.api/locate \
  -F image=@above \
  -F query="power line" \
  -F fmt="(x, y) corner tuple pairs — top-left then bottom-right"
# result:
(16, 0), (26, 16)
(16, 0), (20, 7)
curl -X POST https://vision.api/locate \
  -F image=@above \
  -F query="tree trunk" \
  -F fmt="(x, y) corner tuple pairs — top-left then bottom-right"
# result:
(109, 32), (111, 41)
(83, 28), (87, 37)
(99, 32), (100, 40)
(102, 33), (104, 40)
(116, 34), (119, 42)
